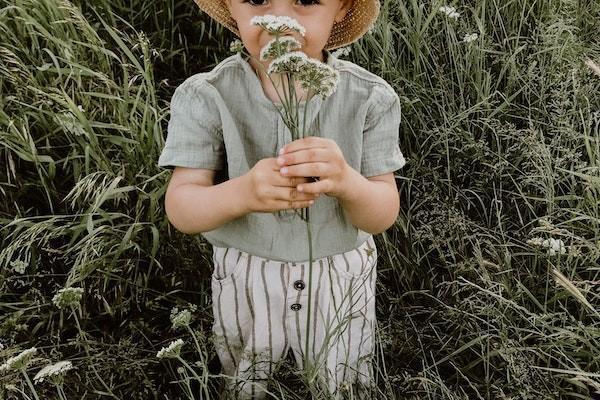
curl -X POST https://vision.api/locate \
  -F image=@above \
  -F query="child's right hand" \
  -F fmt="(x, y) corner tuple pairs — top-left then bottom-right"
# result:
(243, 158), (320, 213)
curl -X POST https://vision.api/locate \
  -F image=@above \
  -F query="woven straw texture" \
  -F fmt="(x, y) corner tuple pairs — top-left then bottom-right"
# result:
(192, 0), (380, 50)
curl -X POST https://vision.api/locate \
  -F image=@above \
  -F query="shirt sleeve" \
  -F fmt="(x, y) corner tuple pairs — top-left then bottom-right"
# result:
(157, 78), (225, 170)
(360, 84), (407, 177)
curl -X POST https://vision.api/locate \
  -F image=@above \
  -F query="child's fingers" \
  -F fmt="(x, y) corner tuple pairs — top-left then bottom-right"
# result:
(272, 186), (319, 202)
(295, 179), (329, 195)
(272, 174), (313, 188)
(278, 199), (315, 210)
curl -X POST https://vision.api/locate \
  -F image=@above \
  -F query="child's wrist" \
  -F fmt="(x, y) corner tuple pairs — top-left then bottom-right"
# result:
(236, 173), (256, 215)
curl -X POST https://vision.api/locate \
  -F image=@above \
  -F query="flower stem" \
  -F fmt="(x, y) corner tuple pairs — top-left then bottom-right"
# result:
(185, 325), (210, 399)
(176, 355), (204, 384)
(21, 369), (40, 400)
(303, 206), (313, 372)
(71, 308), (118, 398)
(54, 383), (68, 400)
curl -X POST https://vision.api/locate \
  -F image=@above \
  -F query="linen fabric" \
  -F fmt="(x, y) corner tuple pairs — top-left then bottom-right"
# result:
(211, 235), (378, 399)
(157, 49), (406, 261)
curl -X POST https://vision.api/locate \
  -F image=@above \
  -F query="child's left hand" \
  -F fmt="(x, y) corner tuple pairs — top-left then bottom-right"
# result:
(276, 136), (351, 199)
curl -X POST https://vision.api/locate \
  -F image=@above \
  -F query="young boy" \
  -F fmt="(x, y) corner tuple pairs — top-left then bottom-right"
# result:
(158, 0), (406, 398)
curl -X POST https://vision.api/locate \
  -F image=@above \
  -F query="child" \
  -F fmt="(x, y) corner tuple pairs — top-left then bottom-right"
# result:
(158, 0), (406, 398)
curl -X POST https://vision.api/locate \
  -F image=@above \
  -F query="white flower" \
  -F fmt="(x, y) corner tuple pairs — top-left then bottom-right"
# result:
(463, 33), (479, 43)
(170, 305), (197, 330)
(260, 36), (302, 61)
(250, 15), (306, 36)
(331, 46), (352, 58)
(439, 5), (460, 19)
(33, 360), (73, 384)
(0, 347), (37, 373)
(177, 366), (185, 374)
(10, 260), (27, 274)
(52, 287), (84, 309)
(77, 105), (84, 112)
(527, 237), (567, 256)
(296, 58), (340, 99)
(267, 51), (309, 74)
(546, 238), (567, 255)
(229, 39), (244, 53)
(156, 339), (184, 359)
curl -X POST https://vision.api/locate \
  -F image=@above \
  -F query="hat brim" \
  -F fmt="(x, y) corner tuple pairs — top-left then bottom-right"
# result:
(193, 0), (380, 50)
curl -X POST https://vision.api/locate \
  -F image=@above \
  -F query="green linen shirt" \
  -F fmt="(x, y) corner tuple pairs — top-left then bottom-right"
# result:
(158, 49), (406, 262)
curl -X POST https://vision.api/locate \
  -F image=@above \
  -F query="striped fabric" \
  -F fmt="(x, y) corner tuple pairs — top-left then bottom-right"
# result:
(210, 235), (378, 399)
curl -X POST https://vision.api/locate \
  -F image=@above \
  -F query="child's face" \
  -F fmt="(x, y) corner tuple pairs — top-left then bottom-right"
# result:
(225, 0), (350, 62)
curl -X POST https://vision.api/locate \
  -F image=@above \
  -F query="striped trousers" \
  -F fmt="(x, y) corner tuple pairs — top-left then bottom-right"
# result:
(210, 235), (378, 399)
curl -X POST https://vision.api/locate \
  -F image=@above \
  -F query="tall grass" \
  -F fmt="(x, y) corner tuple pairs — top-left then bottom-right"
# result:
(0, 0), (599, 398)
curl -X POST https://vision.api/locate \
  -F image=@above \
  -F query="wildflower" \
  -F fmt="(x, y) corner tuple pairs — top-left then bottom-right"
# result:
(250, 15), (306, 37)
(527, 237), (567, 255)
(33, 360), (73, 384)
(267, 51), (309, 75)
(10, 260), (27, 274)
(463, 33), (479, 43)
(537, 217), (554, 229)
(156, 339), (184, 359)
(52, 287), (84, 309)
(0, 347), (37, 373)
(77, 105), (84, 112)
(170, 305), (197, 330)
(546, 238), (567, 255)
(439, 5), (460, 19)
(260, 36), (302, 61)
(177, 366), (185, 374)
(331, 46), (352, 58)
(230, 39), (244, 53)
(296, 58), (341, 99)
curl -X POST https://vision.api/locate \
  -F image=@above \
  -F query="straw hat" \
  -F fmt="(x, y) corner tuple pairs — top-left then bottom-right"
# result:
(192, 0), (381, 50)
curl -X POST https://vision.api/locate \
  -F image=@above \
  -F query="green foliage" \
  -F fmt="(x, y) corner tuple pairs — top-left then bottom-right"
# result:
(1, 0), (599, 398)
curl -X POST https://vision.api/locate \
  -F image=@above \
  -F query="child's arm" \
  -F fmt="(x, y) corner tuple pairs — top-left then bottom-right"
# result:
(164, 161), (319, 235)
(164, 167), (250, 234)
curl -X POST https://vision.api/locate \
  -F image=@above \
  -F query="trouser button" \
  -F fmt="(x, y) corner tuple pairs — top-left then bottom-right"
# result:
(293, 280), (305, 290)
(290, 303), (302, 311)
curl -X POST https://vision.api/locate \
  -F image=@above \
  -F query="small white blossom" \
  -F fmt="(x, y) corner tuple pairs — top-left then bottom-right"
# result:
(52, 287), (84, 309)
(0, 347), (37, 373)
(156, 339), (184, 359)
(77, 105), (84, 112)
(267, 51), (309, 75)
(260, 36), (302, 61)
(527, 237), (567, 256)
(463, 33), (479, 43)
(33, 360), (73, 384)
(546, 238), (567, 255)
(331, 46), (352, 58)
(177, 366), (185, 374)
(297, 58), (340, 99)
(439, 5), (460, 19)
(10, 260), (27, 274)
(170, 304), (197, 330)
(250, 15), (306, 36)
(229, 39), (244, 53)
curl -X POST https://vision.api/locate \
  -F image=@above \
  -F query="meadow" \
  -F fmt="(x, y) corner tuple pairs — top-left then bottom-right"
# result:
(0, 0), (599, 398)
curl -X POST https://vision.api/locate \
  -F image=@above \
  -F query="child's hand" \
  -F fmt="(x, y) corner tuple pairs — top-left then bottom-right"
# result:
(276, 136), (351, 199)
(243, 157), (320, 213)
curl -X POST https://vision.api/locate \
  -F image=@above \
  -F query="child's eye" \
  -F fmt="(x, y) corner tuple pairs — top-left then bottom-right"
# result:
(243, 0), (320, 6)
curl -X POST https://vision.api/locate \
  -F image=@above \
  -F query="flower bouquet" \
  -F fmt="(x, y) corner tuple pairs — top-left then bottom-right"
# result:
(231, 14), (340, 371)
